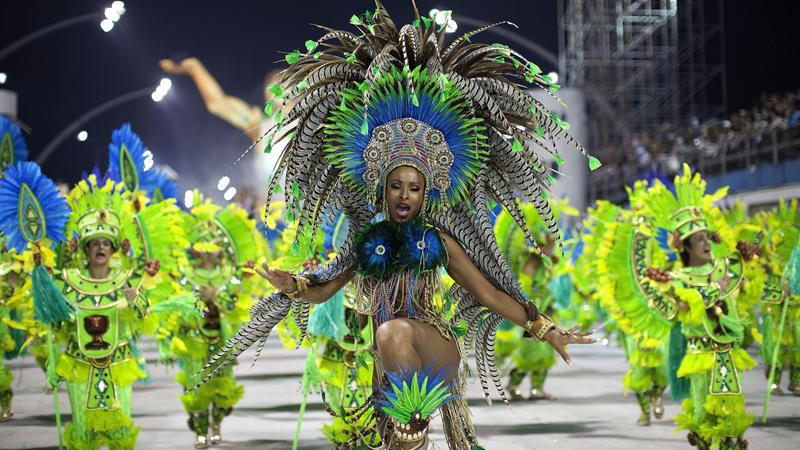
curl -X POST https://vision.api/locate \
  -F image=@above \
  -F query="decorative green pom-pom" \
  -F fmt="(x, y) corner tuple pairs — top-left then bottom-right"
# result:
(360, 118), (369, 136)
(305, 40), (318, 53)
(511, 139), (523, 152)
(268, 84), (284, 98)
(285, 50), (301, 65)
(554, 154), (565, 166)
(588, 155), (602, 171)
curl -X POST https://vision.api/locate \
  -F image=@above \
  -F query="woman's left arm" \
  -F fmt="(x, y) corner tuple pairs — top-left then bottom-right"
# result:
(441, 232), (594, 363)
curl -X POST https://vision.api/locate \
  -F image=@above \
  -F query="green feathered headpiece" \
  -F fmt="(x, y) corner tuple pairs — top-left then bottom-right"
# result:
(639, 164), (727, 252)
(63, 175), (138, 267)
(75, 208), (121, 248)
(185, 198), (259, 267)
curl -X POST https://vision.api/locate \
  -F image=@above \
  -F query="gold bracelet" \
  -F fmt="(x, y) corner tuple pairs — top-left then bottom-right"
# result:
(282, 275), (310, 300)
(525, 314), (555, 341)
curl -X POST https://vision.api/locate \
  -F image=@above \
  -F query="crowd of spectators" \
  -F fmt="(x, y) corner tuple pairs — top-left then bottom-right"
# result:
(593, 87), (800, 188)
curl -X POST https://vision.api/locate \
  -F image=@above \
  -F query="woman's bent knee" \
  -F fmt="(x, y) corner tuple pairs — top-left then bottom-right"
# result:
(375, 319), (415, 350)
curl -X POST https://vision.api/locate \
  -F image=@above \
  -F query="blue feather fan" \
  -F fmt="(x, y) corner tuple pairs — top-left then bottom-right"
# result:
(0, 162), (70, 252)
(107, 123), (156, 192)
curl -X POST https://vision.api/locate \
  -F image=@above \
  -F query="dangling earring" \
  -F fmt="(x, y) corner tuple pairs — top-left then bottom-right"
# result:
(381, 195), (389, 220)
(420, 187), (430, 222)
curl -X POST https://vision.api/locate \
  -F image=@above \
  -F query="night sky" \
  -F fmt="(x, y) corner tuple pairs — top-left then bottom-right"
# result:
(1, 0), (797, 197)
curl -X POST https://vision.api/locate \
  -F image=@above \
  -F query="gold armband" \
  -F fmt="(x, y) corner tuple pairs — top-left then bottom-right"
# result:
(281, 275), (310, 300)
(521, 302), (554, 341)
(525, 314), (556, 341)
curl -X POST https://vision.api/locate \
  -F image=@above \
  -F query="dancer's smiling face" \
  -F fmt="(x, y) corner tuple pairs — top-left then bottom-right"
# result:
(385, 165), (425, 223)
(85, 238), (115, 268)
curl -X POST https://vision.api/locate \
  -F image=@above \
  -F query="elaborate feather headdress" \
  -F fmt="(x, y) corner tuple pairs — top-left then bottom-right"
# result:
(638, 164), (729, 252)
(262, 1), (598, 253)
(63, 175), (136, 265)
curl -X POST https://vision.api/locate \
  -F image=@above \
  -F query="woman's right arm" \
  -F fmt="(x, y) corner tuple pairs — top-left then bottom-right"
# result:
(300, 273), (354, 304)
(256, 263), (353, 305)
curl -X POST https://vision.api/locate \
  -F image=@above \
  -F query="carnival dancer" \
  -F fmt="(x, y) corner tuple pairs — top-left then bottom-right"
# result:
(270, 206), (379, 448)
(193, 3), (598, 448)
(494, 199), (579, 401)
(604, 165), (763, 449)
(166, 197), (265, 448)
(0, 116), (32, 421)
(42, 173), (180, 450)
(755, 200), (800, 396)
(590, 184), (671, 427)
(0, 160), (70, 437)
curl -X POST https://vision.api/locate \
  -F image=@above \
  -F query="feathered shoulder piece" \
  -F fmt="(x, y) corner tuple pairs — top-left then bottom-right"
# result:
(0, 116), (28, 172)
(355, 219), (445, 278)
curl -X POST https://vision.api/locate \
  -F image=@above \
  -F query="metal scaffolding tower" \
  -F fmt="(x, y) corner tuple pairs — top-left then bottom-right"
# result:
(558, 0), (726, 152)
(675, 0), (727, 124)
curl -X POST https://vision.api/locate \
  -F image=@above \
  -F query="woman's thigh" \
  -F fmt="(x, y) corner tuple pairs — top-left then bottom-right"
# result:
(406, 319), (460, 378)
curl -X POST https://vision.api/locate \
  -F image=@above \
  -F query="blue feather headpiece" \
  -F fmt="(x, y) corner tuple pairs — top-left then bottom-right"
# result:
(0, 116), (28, 172)
(638, 166), (675, 193)
(107, 123), (156, 193)
(0, 162), (70, 252)
(325, 67), (487, 212)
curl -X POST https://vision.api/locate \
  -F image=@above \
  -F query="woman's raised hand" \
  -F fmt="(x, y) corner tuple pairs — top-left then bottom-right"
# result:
(255, 263), (297, 293)
(544, 326), (596, 365)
